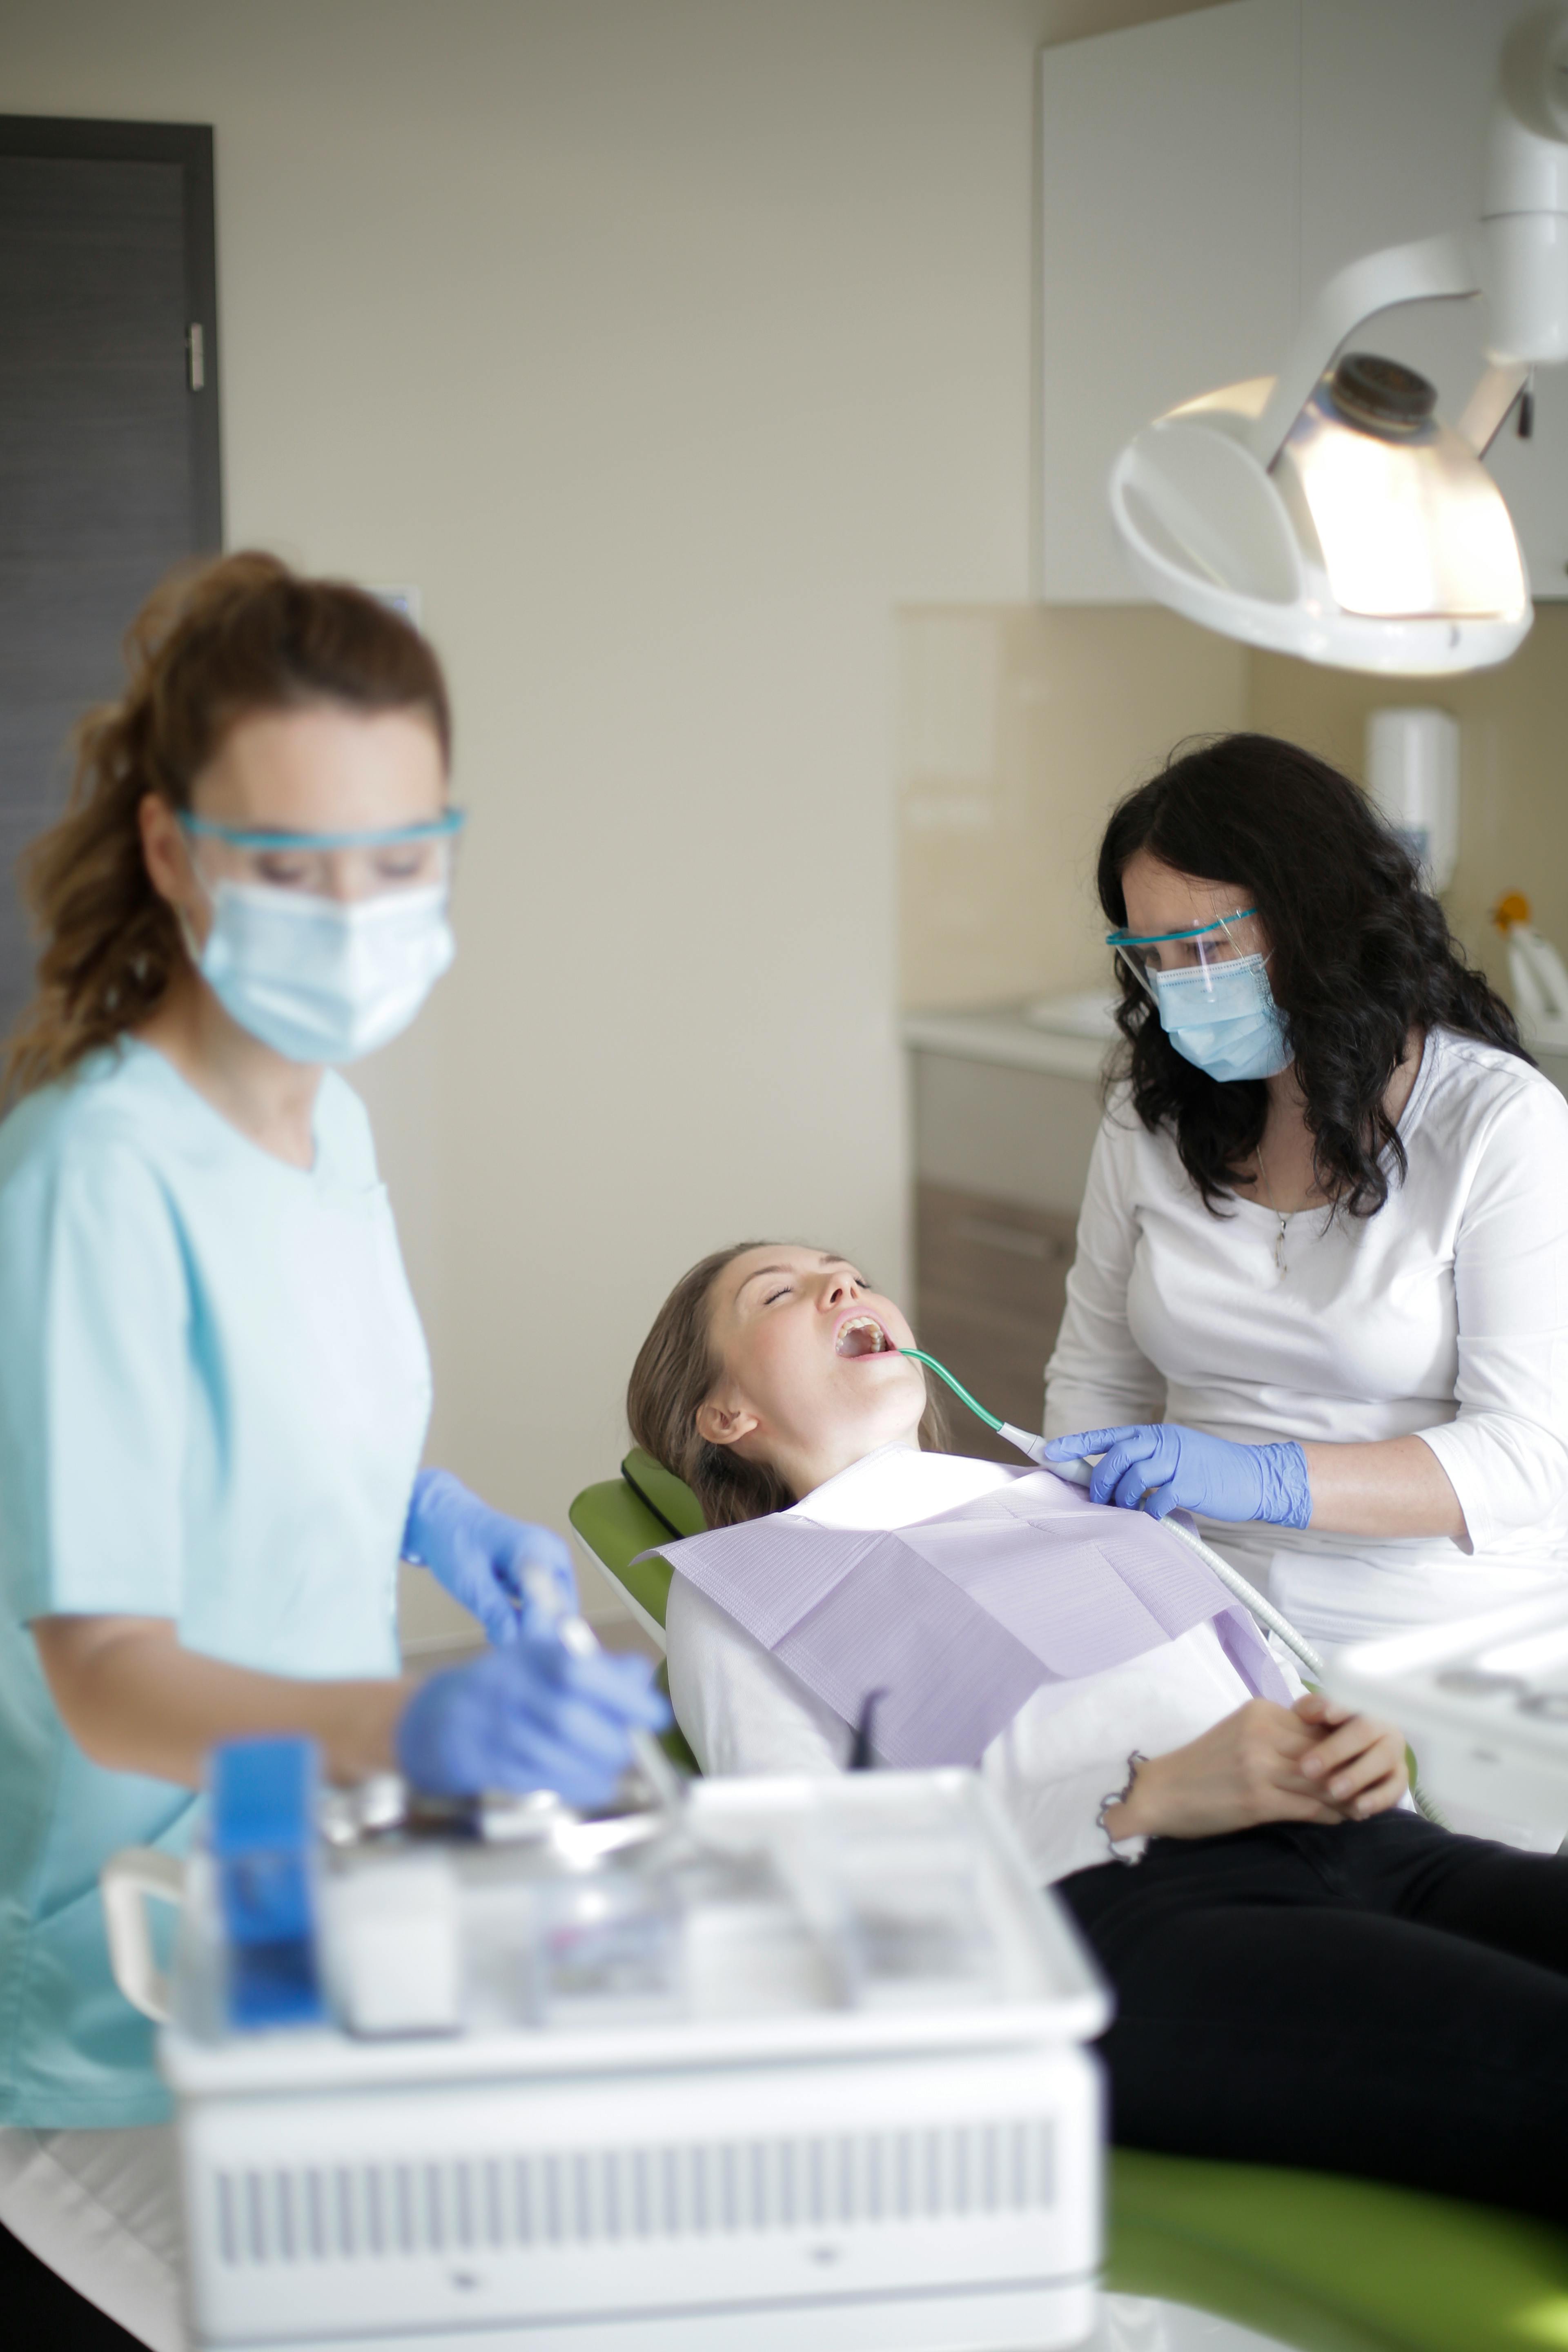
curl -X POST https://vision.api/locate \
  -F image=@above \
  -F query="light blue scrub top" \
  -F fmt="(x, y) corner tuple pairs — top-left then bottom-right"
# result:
(0, 1040), (432, 2124)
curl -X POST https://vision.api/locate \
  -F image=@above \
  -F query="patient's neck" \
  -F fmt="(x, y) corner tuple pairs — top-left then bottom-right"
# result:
(774, 1423), (923, 1509)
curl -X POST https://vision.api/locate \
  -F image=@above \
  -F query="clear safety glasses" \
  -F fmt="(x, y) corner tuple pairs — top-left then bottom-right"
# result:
(1105, 906), (1269, 1003)
(179, 809), (466, 902)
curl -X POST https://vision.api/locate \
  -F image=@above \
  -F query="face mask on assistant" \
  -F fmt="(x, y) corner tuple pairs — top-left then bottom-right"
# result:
(178, 810), (464, 1065)
(1107, 905), (1292, 1085)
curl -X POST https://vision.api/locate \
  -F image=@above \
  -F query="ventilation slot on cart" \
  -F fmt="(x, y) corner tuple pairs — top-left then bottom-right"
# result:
(212, 2118), (1055, 2267)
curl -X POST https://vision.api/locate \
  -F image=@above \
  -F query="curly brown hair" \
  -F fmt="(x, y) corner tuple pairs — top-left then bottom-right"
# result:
(4, 551), (451, 1101)
(627, 1241), (948, 1528)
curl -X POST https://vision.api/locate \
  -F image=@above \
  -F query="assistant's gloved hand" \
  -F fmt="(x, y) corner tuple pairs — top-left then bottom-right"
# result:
(1044, 1424), (1312, 1527)
(395, 1633), (672, 1808)
(402, 1469), (576, 1647)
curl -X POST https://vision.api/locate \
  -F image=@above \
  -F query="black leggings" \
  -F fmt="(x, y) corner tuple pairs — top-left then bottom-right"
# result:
(0, 2218), (145, 2349)
(1057, 1811), (1568, 2224)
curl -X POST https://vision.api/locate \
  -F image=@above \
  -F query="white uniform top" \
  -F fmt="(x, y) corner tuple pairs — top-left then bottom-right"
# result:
(666, 1446), (1304, 1886)
(1045, 1027), (1568, 1648)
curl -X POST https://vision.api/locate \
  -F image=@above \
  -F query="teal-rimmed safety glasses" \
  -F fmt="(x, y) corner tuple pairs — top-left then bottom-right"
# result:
(179, 808), (466, 900)
(1106, 906), (1268, 1002)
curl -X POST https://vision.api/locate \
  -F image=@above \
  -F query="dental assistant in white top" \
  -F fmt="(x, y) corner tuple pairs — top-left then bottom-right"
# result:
(1043, 733), (1568, 1660)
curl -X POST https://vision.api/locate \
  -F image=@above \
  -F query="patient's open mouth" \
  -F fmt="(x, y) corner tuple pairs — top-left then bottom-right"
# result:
(835, 1314), (891, 1358)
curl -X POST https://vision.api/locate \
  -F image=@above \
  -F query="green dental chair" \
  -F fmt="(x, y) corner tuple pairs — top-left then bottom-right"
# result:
(571, 1450), (1568, 2352)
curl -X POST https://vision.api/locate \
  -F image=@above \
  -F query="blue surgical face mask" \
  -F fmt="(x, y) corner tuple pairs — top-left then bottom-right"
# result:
(1152, 953), (1292, 1083)
(190, 881), (455, 1065)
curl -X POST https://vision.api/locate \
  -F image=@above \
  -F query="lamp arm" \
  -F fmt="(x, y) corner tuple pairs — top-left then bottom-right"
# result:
(1250, 7), (1568, 469)
(1247, 231), (1482, 470)
(1458, 359), (1534, 456)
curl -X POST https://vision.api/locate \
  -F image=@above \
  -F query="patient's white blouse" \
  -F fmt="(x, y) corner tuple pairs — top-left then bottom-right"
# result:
(665, 1449), (1303, 1887)
(1045, 1029), (1568, 1648)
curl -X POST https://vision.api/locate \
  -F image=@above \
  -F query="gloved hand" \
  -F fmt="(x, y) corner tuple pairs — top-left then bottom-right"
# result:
(1044, 1424), (1312, 1528)
(396, 1633), (671, 1808)
(402, 1469), (576, 1647)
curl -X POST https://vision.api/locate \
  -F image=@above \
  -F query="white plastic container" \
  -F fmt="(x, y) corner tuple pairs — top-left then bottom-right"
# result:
(124, 1771), (1110, 2352)
(1365, 708), (1460, 893)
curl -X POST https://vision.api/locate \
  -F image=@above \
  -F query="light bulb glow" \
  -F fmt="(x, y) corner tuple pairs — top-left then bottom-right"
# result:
(1281, 395), (1526, 619)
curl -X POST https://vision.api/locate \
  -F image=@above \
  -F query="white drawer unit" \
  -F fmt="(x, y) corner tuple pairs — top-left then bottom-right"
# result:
(146, 1771), (1110, 2352)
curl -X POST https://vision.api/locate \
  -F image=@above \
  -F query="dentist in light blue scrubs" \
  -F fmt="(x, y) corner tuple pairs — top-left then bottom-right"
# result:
(0, 554), (665, 2348)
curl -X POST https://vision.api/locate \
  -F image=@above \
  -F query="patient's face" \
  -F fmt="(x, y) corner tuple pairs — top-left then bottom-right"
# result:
(698, 1245), (927, 1497)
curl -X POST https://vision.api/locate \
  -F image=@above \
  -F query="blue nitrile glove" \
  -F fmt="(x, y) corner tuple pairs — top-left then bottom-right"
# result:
(401, 1469), (576, 1647)
(395, 1633), (671, 1808)
(1044, 1424), (1312, 1527)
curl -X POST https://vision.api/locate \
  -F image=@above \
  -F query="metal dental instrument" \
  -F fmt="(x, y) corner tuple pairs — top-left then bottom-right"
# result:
(901, 1344), (1446, 1823)
(521, 1569), (686, 1813)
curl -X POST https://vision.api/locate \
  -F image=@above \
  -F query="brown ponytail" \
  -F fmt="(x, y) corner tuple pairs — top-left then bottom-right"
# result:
(627, 1243), (948, 1530)
(4, 551), (452, 1101)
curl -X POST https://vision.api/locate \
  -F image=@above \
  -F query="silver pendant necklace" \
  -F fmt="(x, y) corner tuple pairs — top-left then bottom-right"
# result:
(1254, 1150), (1290, 1274)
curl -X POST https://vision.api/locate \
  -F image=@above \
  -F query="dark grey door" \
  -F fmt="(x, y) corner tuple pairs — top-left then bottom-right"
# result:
(0, 118), (220, 1042)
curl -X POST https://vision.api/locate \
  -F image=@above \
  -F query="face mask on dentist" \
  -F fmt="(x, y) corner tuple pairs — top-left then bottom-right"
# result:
(185, 880), (456, 1066)
(1152, 953), (1292, 1084)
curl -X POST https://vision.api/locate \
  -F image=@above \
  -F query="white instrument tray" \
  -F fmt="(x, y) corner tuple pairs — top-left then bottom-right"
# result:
(162, 1768), (1109, 2096)
(1328, 1591), (1568, 1828)
(159, 1772), (1110, 2352)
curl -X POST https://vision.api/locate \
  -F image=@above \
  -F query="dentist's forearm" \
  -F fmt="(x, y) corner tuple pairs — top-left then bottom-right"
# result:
(1298, 1435), (1467, 1541)
(33, 1614), (412, 1788)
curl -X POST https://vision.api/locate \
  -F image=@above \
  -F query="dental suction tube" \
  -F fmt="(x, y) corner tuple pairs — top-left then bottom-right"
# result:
(900, 1348), (1093, 1486)
(902, 1345), (1321, 1672)
(903, 1345), (1446, 1823)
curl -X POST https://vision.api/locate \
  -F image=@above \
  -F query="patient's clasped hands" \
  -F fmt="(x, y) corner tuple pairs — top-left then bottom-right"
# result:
(1105, 1691), (1408, 1844)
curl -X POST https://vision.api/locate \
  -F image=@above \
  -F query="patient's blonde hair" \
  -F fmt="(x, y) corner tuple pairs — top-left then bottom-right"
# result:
(627, 1242), (947, 1529)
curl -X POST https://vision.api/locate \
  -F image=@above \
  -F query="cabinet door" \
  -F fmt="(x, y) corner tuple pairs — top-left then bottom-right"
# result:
(1040, 0), (1300, 603)
(0, 118), (221, 1034)
(914, 1184), (1078, 1460)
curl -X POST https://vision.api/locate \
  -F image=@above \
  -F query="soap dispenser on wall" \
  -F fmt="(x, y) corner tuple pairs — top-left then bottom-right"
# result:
(1365, 708), (1460, 893)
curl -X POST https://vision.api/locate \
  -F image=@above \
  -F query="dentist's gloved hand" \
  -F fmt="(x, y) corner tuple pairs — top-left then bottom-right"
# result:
(1044, 1424), (1312, 1528)
(396, 1633), (671, 1808)
(402, 1469), (576, 1647)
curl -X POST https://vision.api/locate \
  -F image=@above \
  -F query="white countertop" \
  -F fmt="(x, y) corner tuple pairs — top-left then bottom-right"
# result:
(904, 1007), (1568, 1101)
(902, 1002), (1114, 1082)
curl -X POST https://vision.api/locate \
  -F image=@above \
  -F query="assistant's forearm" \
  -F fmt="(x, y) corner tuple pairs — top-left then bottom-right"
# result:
(1299, 1434), (1467, 1541)
(37, 1620), (412, 1788)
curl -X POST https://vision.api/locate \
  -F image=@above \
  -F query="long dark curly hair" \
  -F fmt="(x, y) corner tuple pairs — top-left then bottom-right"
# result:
(1098, 733), (1527, 1217)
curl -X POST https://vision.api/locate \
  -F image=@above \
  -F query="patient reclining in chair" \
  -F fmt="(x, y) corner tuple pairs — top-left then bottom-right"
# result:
(627, 1240), (1568, 2225)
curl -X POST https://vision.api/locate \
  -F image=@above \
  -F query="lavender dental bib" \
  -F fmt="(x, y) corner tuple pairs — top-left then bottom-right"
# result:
(651, 1456), (1288, 1768)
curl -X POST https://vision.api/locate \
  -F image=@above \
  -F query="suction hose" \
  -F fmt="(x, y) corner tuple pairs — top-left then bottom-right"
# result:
(900, 1346), (1446, 1825)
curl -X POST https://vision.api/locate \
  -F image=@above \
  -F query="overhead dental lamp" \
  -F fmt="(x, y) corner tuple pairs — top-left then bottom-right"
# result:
(1110, 5), (1568, 673)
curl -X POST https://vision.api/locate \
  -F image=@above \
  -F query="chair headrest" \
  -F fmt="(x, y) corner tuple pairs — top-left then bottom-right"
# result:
(622, 1446), (706, 1539)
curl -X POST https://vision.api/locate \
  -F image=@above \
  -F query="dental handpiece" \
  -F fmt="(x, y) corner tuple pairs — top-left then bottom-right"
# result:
(521, 1570), (686, 1812)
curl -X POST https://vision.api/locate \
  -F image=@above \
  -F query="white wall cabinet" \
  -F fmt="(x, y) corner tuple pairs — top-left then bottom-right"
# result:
(1040, 0), (1568, 603)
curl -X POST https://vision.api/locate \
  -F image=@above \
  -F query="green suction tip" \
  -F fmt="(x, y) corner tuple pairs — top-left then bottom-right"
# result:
(898, 1347), (1005, 1435)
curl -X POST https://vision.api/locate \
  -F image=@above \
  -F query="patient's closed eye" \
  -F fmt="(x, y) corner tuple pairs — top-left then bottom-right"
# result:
(764, 1285), (793, 1305)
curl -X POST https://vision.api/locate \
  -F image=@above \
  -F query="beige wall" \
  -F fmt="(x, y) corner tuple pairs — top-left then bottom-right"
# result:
(1248, 609), (1568, 997)
(899, 601), (1568, 1028)
(899, 605), (1248, 1011)
(6, 0), (1218, 1637)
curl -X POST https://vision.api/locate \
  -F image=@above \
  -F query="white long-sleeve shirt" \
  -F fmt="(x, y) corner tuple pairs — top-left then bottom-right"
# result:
(665, 1446), (1304, 1886)
(1044, 1028), (1568, 1648)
